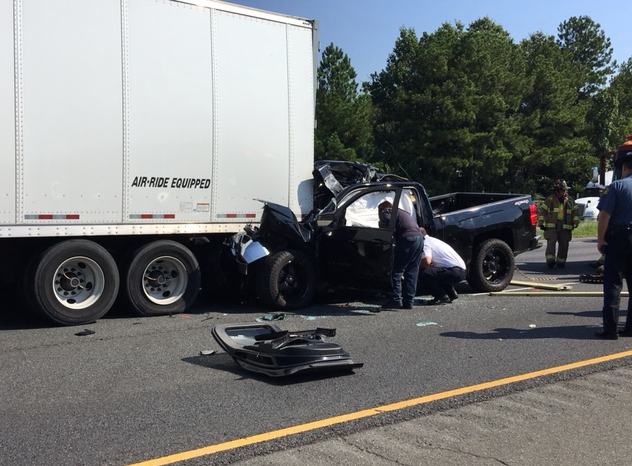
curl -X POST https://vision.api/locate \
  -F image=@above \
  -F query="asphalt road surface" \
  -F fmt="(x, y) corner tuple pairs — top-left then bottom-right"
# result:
(1, 236), (631, 466)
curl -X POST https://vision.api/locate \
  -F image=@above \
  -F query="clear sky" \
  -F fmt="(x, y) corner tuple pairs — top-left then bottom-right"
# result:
(229, 0), (631, 83)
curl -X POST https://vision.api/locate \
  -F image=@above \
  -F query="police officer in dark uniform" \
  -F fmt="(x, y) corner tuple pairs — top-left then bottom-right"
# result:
(595, 149), (632, 339)
(378, 201), (424, 309)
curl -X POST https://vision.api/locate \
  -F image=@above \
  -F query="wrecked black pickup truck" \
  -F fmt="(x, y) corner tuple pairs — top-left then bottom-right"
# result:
(228, 161), (540, 310)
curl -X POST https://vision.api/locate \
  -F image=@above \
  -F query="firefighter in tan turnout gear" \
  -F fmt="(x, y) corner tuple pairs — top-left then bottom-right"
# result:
(538, 179), (580, 268)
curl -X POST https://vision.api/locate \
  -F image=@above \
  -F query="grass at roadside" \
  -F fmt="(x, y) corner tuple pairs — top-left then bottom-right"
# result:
(537, 221), (597, 238)
(574, 220), (598, 238)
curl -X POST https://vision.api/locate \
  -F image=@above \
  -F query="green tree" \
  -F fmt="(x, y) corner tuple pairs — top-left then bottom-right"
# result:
(366, 15), (622, 198)
(367, 27), (430, 178)
(447, 18), (528, 191)
(587, 88), (620, 154)
(369, 20), (528, 193)
(517, 32), (592, 194)
(609, 58), (632, 141)
(315, 44), (372, 161)
(557, 16), (615, 96)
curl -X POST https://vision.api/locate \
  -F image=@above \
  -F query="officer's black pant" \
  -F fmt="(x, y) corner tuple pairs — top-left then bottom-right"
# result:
(602, 229), (632, 333)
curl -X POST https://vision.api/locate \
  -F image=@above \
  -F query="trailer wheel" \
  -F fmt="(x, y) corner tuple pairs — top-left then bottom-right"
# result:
(27, 240), (119, 326)
(467, 238), (515, 292)
(124, 240), (200, 316)
(256, 250), (316, 310)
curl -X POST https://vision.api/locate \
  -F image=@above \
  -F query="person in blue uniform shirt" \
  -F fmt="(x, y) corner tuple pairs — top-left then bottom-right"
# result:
(378, 201), (424, 309)
(595, 153), (632, 339)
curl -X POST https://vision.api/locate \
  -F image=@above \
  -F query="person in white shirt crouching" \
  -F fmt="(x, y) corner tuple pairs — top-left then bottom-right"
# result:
(418, 227), (467, 305)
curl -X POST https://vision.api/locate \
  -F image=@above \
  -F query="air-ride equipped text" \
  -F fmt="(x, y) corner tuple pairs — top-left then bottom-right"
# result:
(131, 176), (211, 189)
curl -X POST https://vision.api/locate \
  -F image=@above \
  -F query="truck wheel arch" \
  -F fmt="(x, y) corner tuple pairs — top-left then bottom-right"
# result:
(467, 238), (515, 292)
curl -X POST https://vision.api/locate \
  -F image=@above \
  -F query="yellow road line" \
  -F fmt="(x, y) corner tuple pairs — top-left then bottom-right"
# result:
(491, 291), (629, 297)
(125, 349), (632, 466)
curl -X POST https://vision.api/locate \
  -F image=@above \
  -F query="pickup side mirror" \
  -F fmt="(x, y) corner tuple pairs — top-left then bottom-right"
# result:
(330, 214), (345, 228)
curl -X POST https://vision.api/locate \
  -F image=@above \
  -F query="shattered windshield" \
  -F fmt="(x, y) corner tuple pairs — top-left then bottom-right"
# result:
(319, 197), (337, 215)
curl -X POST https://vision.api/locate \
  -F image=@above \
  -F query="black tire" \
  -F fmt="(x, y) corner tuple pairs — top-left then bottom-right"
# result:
(467, 238), (515, 292)
(124, 240), (200, 316)
(27, 240), (119, 326)
(256, 249), (316, 310)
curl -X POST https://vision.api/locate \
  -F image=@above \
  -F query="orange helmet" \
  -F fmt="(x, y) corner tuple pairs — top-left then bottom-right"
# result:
(614, 135), (632, 169)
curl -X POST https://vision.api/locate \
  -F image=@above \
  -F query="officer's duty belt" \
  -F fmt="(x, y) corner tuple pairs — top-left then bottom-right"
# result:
(609, 224), (632, 234)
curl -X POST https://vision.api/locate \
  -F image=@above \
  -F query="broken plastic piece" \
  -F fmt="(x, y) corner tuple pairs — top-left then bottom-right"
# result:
(74, 329), (95, 336)
(212, 323), (362, 377)
(255, 312), (285, 322)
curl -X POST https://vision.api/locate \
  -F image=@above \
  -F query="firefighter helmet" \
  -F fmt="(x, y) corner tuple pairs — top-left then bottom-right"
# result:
(614, 135), (632, 169)
(553, 179), (568, 191)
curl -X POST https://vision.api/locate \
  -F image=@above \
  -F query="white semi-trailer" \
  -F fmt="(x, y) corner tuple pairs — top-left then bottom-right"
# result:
(1, 0), (317, 325)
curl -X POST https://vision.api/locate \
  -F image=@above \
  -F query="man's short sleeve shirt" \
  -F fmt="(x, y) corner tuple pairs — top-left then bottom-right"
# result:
(598, 175), (632, 225)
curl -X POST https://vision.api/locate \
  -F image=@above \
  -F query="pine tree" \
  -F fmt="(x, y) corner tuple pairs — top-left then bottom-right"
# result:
(315, 44), (372, 161)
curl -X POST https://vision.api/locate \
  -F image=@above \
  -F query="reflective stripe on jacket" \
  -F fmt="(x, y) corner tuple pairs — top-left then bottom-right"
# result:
(538, 194), (579, 230)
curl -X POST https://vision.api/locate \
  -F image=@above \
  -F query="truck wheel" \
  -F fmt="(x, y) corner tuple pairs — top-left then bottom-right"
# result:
(467, 238), (515, 292)
(124, 240), (200, 316)
(256, 250), (316, 309)
(27, 240), (119, 326)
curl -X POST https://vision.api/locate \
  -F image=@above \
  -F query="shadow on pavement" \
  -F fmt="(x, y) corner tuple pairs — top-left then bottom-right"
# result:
(182, 352), (361, 385)
(440, 322), (630, 340)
